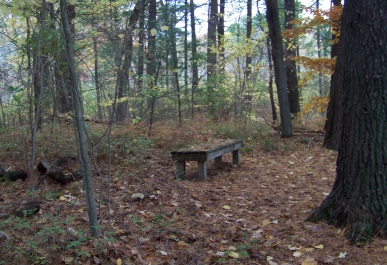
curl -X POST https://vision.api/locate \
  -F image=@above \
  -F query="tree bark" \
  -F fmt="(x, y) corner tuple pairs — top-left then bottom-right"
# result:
(265, 0), (293, 137)
(307, 0), (387, 243)
(284, 0), (300, 115)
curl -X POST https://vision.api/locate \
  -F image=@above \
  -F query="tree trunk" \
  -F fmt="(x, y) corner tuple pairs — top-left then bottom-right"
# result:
(183, 0), (189, 101)
(265, 0), (293, 137)
(323, 0), (342, 150)
(136, 7), (145, 119)
(316, 0), (323, 96)
(266, 37), (277, 123)
(307, 0), (387, 243)
(189, 0), (199, 119)
(147, 0), (157, 136)
(170, 0), (182, 125)
(207, 0), (217, 116)
(244, 0), (252, 121)
(284, 0), (300, 115)
(116, 0), (147, 123)
(218, 0), (225, 74)
(56, 3), (75, 115)
(93, 36), (103, 121)
(60, 0), (99, 238)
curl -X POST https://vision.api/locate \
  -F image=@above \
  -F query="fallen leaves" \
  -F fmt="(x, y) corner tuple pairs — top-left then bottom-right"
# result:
(0, 127), (385, 264)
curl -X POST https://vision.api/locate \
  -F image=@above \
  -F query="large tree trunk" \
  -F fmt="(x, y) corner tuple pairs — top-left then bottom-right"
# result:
(60, 0), (98, 238)
(265, 0), (293, 137)
(323, 0), (343, 150)
(284, 0), (300, 115)
(307, 0), (387, 243)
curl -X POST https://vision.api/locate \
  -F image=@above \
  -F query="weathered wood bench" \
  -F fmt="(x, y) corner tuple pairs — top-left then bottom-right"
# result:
(171, 139), (242, 180)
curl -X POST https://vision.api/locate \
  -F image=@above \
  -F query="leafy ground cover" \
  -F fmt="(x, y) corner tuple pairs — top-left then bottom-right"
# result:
(0, 120), (386, 264)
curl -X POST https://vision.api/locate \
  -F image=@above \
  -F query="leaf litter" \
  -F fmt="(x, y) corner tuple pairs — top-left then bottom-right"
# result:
(0, 122), (386, 264)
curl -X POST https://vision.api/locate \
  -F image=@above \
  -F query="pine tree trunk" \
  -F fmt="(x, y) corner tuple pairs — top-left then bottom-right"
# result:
(244, 0), (252, 120)
(265, 0), (293, 137)
(136, 7), (145, 118)
(307, 0), (387, 243)
(207, 0), (217, 117)
(218, 0), (225, 74)
(147, 0), (157, 136)
(189, 0), (198, 119)
(323, 0), (342, 150)
(284, 0), (300, 115)
(266, 37), (277, 123)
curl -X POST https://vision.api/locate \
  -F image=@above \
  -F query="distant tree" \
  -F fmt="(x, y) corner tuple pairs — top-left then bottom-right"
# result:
(207, 0), (217, 116)
(323, 0), (343, 150)
(284, 0), (300, 115)
(265, 0), (293, 137)
(266, 38), (277, 123)
(116, 0), (148, 123)
(244, 0), (252, 119)
(307, 0), (387, 243)
(218, 0), (225, 74)
(147, 0), (158, 136)
(189, 0), (199, 118)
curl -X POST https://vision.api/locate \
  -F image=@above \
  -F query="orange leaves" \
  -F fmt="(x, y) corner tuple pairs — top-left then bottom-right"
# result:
(296, 56), (336, 75)
(282, 5), (343, 40)
(301, 96), (330, 115)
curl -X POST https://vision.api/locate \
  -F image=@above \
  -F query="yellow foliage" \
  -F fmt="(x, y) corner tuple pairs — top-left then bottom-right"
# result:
(283, 5), (343, 42)
(301, 96), (329, 115)
(296, 56), (336, 75)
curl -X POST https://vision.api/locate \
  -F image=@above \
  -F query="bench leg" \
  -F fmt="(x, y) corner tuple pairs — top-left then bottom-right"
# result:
(176, 161), (186, 178)
(197, 161), (207, 180)
(232, 149), (240, 165)
(215, 156), (222, 163)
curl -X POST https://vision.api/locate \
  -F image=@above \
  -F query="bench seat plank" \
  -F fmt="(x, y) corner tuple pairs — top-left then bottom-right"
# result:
(171, 140), (242, 180)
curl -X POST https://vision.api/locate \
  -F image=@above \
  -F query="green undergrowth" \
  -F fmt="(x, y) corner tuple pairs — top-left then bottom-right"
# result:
(206, 120), (279, 152)
(0, 214), (116, 264)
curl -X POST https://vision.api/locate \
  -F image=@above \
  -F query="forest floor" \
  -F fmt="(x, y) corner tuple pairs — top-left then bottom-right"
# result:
(0, 119), (386, 264)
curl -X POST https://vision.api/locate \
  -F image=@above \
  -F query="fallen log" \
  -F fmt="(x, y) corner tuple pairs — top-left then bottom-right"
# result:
(37, 161), (82, 185)
(0, 201), (41, 220)
(0, 164), (27, 182)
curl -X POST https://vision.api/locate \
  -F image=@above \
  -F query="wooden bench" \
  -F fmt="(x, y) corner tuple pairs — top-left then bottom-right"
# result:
(171, 139), (242, 180)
